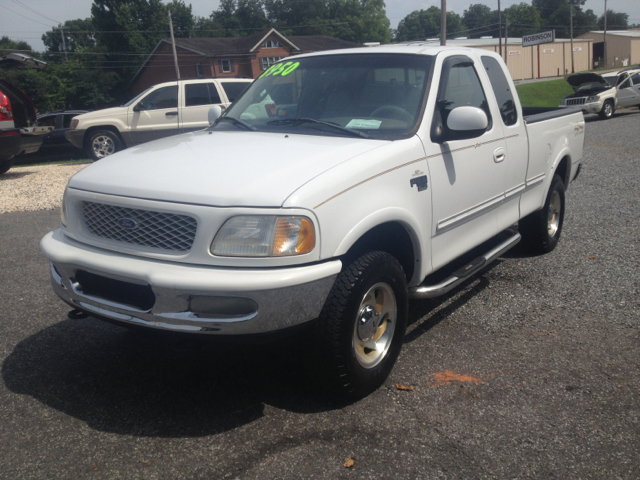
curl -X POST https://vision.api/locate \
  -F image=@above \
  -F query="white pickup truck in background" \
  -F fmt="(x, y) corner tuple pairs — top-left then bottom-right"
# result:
(65, 78), (252, 160)
(42, 46), (584, 398)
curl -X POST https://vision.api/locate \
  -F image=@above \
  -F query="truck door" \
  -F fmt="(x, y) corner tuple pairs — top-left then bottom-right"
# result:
(180, 82), (225, 133)
(127, 83), (179, 145)
(480, 55), (529, 230)
(426, 54), (507, 270)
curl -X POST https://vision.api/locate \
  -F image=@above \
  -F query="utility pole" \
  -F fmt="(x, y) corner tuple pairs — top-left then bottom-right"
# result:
(570, 0), (575, 73)
(440, 0), (446, 46)
(603, 0), (607, 68)
(504, 17), (508, 61)
(168, 10), (180, 80)
(498, 0), (502, 58)
(59, 26), (68, 61)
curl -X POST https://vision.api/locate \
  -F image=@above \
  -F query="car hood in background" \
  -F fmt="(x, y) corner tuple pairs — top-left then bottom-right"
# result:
(68, 130), (388, 207)
(76, 106), (128, 120)
(566, 73), (609, 88)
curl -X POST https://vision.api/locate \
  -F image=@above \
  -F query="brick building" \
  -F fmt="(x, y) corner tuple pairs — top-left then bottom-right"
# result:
(130, 28), (360, 95)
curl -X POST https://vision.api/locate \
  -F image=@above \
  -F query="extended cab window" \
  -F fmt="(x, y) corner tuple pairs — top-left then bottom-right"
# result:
(481, 56), (517, 126)
(185, 83), (221, 107)
(139, 86), (178, 110)
(631, 73), (640, 85)
(217, 54), (432, 140)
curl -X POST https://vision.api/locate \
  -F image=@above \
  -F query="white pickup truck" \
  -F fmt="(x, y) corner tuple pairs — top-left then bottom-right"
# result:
(42, 46), (584, 398)
(65, 78), (252, 160)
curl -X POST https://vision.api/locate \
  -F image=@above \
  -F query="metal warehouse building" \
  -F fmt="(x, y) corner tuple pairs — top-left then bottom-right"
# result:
(578, 30), (640, 69)
(405, 38), (593, 81)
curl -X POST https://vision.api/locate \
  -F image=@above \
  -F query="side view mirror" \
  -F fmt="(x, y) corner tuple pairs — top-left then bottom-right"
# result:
(447, 106), (488, 132)
(133, 102), (145, 112)
(208, 105), (223, 124)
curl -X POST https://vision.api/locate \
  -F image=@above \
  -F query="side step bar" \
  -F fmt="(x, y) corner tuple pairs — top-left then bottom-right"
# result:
(408, 230), (521, 300)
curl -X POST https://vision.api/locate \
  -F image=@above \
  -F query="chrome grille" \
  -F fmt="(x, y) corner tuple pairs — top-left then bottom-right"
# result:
(566, 97), (586, 106)
(82, 202), (197, 252)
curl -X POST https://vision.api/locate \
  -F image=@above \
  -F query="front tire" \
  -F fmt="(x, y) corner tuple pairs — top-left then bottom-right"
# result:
(519, 174), (565, 254)
(86, 130), (121, 161)
(598, 99), (614, 120)
(313, 251), (408, 399)
(0, 158), (15, 175)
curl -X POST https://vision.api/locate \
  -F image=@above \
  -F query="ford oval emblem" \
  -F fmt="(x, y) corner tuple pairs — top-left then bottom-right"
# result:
(118, 217), (137, 229)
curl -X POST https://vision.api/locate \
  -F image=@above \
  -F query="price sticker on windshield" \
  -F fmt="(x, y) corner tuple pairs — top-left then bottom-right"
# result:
(260, 62), (300, 78)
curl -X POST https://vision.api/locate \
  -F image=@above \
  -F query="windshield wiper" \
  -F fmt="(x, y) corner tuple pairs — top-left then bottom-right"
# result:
(267, 118), (369, 138)
(215, 116), (257, 131)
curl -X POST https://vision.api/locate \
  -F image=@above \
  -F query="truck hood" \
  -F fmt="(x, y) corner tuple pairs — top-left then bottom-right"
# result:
(68, 130), (388, 207)
(76, 106), (127, 120)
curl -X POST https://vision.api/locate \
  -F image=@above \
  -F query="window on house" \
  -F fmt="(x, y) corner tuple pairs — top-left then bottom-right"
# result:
(262, 40), (283, 48)
(220, 59), (231, 73)
(260, 57), (283, 70)
(196, 63), (204, 77)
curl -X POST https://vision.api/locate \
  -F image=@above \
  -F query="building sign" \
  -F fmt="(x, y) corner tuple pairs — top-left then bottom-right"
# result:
(522, 30), (555, 47)
(573, 47), (582, 52)
(543, 48), (554, 54)
(509, 51), (521, 55)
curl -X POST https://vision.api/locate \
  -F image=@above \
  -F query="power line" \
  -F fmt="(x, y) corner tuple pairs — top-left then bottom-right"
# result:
(9, 0), (62, 25)
(0, 4), (56, 28)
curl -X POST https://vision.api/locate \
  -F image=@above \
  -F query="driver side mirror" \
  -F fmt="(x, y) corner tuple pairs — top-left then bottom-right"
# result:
(133, 102), (145, 112)
(208, 105), (222, 124)
(432, 106), (489, 144)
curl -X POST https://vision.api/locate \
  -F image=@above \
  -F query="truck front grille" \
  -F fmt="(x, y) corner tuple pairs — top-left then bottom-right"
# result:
(82, 202), (198, 252)
(566, 97), (587, 106)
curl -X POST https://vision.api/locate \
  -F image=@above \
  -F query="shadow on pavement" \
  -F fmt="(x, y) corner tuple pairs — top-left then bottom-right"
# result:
(2, 317), (336, 438)
(1, 170), (34, 180)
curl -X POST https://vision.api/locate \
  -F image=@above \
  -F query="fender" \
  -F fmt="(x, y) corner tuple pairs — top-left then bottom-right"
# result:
(332, 207), (429, 286)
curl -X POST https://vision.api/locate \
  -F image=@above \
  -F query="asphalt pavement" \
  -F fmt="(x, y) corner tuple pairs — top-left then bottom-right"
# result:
(1, 110), (639, 479)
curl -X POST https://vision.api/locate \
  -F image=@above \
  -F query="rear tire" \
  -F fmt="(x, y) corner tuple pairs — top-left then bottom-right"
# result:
(312, 251), (408, 399)
(519, 174), (565, 254)
(0, 158), (14, 175)
(86, 130), (121, 161)
(598, 99), (614, 120)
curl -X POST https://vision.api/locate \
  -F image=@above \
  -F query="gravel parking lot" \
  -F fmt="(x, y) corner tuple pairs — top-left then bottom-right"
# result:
(1, 111), (639, 479)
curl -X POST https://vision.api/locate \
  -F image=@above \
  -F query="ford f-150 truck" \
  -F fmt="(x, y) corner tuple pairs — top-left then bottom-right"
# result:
(42, 46), (584, 398)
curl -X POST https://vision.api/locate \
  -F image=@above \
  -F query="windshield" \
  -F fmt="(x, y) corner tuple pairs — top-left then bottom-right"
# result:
(215, 53), (432, 140)
(576, 82), (609, 92)
(124, 87), (153, 107)
(603, 76), (617, 87)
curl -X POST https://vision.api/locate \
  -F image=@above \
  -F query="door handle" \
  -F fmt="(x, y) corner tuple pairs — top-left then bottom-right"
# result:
(165, 111), (178, 116)
(493, 147), (506, 163)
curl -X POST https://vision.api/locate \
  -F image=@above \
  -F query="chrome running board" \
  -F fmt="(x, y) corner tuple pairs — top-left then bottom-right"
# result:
(408, 230), (521, 299)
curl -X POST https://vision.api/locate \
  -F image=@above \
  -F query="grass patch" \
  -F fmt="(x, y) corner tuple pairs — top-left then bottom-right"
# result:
(516, 79), (574, 107)
(13, 159), (92, 168)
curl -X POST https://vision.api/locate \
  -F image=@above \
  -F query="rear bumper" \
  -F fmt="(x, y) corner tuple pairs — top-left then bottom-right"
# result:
(65, 129), (86, 149)
(41, 229), (340, 335)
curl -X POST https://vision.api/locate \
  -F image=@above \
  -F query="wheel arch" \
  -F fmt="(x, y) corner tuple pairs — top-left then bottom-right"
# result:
(553, 153), (571, 190)
(332, 208), (425, 285)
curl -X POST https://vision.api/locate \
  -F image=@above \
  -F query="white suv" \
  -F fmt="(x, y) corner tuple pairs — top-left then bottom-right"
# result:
(66, 78), (252, 160)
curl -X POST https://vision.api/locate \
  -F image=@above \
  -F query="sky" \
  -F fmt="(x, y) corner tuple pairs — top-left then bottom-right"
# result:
(1, 0), (639, 52)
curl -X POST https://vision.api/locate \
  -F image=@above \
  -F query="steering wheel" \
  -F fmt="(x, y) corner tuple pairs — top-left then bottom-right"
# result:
(370, 105), (413, 123)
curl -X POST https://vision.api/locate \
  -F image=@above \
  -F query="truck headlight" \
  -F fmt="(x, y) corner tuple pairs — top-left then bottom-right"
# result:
(587, 95), (599, 102)
(560, 98), (566, 105)
(60, 187), (69, 227)
(211, 215), (315, 257)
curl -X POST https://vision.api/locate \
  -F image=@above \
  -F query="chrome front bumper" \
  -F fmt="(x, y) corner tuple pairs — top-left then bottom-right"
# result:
(42, 229), (340, 335)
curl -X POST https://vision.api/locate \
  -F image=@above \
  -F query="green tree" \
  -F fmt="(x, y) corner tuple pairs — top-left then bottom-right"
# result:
(394, 7), (466, 42)
(504, 2), (541, 38)
(0, 36), (34, 55)
(462, 4), (497, 39)
(598, 10), (629, 30)
(41, 18), (96, 56)
(532, 0), (597, 38)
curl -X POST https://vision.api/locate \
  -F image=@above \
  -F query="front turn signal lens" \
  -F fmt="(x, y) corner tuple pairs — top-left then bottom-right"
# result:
(272, 217), (315, 256)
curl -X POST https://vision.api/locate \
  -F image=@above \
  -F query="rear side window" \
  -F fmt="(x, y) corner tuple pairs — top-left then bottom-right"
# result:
(221, 82), (250, 103)
(481, 56), (517, 126)
(631, 73), (640, 85)
(185, 83), (222, 107)
(62, 114), (76, 128)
